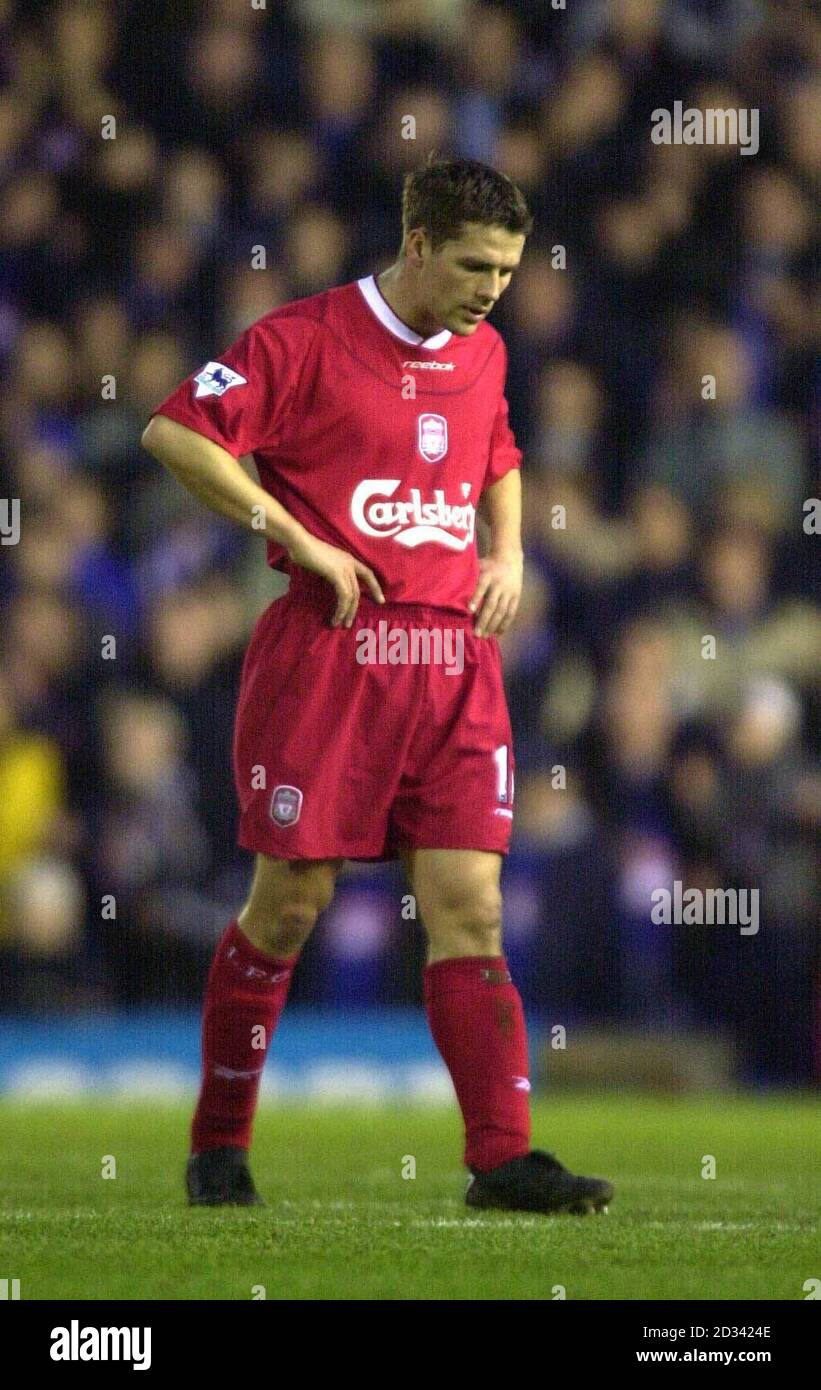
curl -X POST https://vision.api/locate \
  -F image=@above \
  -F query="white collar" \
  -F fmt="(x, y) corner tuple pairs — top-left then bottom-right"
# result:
(357, 274), (452, 349)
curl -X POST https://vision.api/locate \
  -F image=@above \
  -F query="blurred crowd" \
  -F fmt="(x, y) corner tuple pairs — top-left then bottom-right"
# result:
(0, 0), (818, 1083)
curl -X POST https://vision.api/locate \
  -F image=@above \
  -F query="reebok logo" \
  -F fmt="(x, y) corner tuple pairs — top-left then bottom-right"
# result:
(402, 360), (455, 371)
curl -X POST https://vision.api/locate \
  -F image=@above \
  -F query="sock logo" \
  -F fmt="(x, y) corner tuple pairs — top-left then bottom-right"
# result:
(511, 1076), (531, 1092)
(212, 1063), (265, 1080)
(494, 999), (515, 1036)
(226, 946), (291, 985)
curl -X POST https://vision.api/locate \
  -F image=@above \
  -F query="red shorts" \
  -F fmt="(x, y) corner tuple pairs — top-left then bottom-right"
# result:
(232, 573), (515, 861)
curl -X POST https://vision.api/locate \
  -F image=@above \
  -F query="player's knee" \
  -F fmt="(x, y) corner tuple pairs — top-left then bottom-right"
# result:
(248, 899), (319, 955)
(238, 895), (322, 961)
(240, 858), (340, 955)
(463, 892), (503, 952)
(277, 900), (321, 948)
(433, 885), (503, 952)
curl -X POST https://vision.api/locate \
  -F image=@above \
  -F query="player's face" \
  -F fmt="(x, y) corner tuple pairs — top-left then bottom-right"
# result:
(422, 223), (526, 335)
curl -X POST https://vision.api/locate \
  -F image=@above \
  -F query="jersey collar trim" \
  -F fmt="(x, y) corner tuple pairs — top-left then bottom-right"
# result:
(357, 275), (452, 350)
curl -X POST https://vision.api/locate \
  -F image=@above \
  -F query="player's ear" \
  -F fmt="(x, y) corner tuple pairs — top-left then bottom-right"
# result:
(406, 228), (426, 268)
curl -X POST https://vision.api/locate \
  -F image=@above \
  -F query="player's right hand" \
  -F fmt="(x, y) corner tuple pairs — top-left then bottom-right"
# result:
(286, 530), (385, 627)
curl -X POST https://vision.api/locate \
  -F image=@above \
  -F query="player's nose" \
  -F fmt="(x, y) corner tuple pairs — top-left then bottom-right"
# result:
(478, 273), (501, 306)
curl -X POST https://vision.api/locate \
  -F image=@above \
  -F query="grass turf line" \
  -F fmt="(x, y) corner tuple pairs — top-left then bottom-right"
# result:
(0, 1096), (818, 1300)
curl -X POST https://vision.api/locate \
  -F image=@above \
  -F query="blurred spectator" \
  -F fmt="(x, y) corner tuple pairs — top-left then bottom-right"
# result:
(0, 669), (67, 936)
(642, 317), (808, 523)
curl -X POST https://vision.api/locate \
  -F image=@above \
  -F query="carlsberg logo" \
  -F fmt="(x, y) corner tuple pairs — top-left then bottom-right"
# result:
(351, 479), (475, 550)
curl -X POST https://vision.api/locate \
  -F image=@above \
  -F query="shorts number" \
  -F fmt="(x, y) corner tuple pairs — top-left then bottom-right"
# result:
(493, 745), (513, 804)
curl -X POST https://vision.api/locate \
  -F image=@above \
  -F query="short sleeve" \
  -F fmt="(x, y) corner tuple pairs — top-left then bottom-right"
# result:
(483, 392), (522, 491)
(148, 317), (314, 459)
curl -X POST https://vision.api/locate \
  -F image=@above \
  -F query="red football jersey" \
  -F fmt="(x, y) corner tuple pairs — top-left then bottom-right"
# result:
(150, 275), (522, 612)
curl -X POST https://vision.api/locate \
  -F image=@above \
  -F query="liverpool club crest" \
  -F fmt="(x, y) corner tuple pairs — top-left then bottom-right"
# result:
(270, 785), (303, 827)
(417, 412), (448, 462)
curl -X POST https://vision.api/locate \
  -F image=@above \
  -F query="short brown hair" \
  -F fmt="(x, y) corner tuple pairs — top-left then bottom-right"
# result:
(401, 152), (533, 250)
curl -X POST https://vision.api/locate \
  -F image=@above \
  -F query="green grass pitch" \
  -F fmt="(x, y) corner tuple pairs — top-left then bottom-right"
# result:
(0, 1095), (818, 1300)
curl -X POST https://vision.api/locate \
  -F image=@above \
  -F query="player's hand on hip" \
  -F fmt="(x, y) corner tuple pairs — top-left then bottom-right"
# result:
(286, 530), (385, 627)
(469, 550), (523, 637)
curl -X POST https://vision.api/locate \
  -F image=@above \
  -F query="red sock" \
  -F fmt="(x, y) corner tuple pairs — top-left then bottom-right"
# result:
(191, 920), (298, 1154)
(424, 955), (531, 1173)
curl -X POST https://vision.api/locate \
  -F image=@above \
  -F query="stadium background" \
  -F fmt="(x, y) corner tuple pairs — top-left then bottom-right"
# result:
(0, 0), (818, 1099)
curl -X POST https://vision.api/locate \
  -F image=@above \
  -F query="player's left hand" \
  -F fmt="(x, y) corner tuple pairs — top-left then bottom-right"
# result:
(469, 550), (523, 637)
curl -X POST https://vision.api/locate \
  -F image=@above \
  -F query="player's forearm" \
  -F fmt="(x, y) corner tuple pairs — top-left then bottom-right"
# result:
(140, 415), (306, 552)
(481, 468), (522, 557)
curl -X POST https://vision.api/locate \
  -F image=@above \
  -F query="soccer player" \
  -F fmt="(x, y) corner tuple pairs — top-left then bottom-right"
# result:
(141, 155), (614, 1215)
